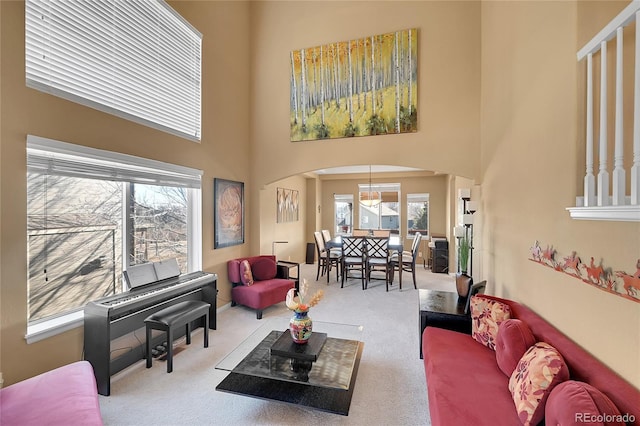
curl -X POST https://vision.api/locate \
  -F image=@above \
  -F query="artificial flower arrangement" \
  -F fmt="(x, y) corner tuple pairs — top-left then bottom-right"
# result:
(285, 279), (324, 313)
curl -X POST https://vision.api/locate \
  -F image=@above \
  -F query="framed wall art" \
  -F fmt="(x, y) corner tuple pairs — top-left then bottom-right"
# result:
(277, 187), (299, 223)
(290, 28), (418, 142)
(214, 178), (244, 248)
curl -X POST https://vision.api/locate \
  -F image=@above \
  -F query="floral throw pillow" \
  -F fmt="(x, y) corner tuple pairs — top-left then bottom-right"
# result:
(509, 342), (570, 426)
(240, 260), (254, 286)
(470, 296), (512, 350)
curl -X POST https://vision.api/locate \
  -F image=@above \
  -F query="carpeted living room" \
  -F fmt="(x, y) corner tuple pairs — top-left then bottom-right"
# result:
(97, 264), (451, 425)
(1, 1), (639, 426)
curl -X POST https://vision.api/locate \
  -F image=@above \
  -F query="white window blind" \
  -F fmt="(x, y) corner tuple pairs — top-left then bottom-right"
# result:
(334, 194), (354, 202)
(27, 135), (202, 188)
(358, 183), (401, 193)
(407, 193), (429, 203)
(25, 0), (202, 141)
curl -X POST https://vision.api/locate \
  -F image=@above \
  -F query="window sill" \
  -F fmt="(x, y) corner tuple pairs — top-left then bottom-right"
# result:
(566, 205), (640, 221)
(26, 310), (84, 344)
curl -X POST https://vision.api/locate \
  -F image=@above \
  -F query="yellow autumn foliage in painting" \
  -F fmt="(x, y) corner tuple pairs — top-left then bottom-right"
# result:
(290, 29), (418, 142)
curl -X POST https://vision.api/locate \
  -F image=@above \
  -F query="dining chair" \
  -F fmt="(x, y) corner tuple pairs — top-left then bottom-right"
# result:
(389, 232), (422, 290)
(341, 236), (367, 290)
(365, 236), (390, 291)
(322, 229), (341, 257)
(314, 231), (341, 283)
(372, 229), (391, 237)
(352, 229), (369, 237)
(464, 280), (487, 314)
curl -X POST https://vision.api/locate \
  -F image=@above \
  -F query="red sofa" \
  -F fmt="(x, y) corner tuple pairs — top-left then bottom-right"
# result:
(227, 255), (295, 319)
(0, 361), (103, 426)
(422, 295), (640, 426)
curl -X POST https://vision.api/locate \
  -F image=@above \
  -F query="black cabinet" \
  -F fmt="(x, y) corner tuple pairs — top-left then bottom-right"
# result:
(431, 240), (449, 273)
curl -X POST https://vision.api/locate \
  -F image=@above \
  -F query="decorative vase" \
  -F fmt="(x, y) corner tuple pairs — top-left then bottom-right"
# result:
(289, 309), (313, 344)
(456, 273), (472, 299)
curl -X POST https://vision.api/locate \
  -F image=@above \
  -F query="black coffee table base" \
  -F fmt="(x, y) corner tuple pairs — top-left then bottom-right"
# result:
(216, 342), (363, 416)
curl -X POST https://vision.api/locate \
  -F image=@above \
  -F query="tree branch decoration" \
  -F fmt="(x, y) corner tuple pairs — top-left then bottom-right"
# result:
(529, 240), (640, 304)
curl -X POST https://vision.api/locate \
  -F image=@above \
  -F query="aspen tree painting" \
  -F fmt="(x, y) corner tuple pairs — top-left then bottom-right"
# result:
(290, 29), (418, 142)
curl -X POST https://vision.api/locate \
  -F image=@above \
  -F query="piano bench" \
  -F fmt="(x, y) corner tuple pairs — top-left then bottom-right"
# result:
(144, 300), (210, 373)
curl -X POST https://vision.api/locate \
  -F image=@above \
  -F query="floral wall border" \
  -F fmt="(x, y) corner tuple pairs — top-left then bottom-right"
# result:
(529, 241), (640, 304)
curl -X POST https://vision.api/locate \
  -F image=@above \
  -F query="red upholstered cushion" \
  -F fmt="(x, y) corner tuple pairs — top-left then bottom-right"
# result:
(470, 295), (512, 350)
(252, 257), (277, 281)
(509, 342), (570, 426)
(495, 319), (536, 377)
(545, 381), (625, 426)
(239, 260), (254, 286)
(422, 327), (521, 426)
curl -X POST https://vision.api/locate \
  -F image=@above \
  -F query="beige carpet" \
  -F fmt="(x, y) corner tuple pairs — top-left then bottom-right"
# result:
(98, 262), (456, 425)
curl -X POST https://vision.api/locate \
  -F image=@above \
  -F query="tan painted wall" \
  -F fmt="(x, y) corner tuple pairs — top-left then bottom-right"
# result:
(247, 1), (482, 258)
(0, 1), (251, 384)
(259, 175), (308, 264)
(480, 1), (639, 388)
(247, 0), (482, 281)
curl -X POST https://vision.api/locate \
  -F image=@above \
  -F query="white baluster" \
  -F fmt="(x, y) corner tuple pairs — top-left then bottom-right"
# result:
(598, 41), (610, 206)
(613, 27), (626, 205)
(585, 53), (596, 206)
(632, 11), (640, 206)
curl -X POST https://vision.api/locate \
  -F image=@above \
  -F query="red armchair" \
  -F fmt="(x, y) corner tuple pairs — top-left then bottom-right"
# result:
(227, 255), (295, 319)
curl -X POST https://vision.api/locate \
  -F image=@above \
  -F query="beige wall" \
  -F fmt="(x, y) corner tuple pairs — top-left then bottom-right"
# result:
(0, 1), (252, 384)
(481, 0), (639, 388)
(259, 175), (308, 264)
(248, 1), (482, 186)
(248, 0), (482, 283)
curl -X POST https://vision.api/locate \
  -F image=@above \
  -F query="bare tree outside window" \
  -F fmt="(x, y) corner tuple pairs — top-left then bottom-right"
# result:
(27, 174), (122, 321)
(27, 176), (189, 322)
(129, 184), (188, 272)
(407, 194), (429, 237)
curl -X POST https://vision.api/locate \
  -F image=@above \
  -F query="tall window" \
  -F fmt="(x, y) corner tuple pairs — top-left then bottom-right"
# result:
(358, 183), (401, 233)
(26, 136), (202, 324)
(25, 0), (202, 141)
(407, 193), (429, 238)
(334, 194), (353, 235)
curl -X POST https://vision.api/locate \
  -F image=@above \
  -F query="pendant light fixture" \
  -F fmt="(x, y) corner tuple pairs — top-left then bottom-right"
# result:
(360, 165), (381, 207)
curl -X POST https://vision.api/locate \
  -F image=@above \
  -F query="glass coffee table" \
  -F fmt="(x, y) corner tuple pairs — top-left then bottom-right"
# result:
(215, 317), (364, 415)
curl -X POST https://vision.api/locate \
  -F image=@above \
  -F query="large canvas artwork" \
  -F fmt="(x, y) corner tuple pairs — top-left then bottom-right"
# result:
(214, 178), (244, 248)
(290, 28), (417, 142)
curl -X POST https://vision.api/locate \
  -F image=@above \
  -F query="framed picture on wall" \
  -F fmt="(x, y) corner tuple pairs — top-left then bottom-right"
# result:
(277, 187), (299, 223)
(214, 178), (244, 248)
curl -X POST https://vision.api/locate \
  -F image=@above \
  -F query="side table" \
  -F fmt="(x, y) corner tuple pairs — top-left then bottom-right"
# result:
(419, 289), (470, 359)
(277, 260), (300, 290)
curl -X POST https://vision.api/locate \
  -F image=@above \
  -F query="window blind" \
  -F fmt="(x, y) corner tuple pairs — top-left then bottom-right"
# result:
(407, 193), (429, 202)
(25, 0), (202, 141)
(27, 135), (202, 188)
(358, 183), (401, 193)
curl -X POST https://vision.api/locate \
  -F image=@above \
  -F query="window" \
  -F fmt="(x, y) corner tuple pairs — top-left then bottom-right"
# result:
(407, 193), (429, 238)
(334, 194), (353, 235)
(26, 135), (202, 340)
(358, 183), (400, 233)
(25, 0), (202, 141)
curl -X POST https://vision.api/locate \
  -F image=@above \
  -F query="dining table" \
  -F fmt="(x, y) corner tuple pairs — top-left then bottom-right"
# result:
(325, 235), (405, 287)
